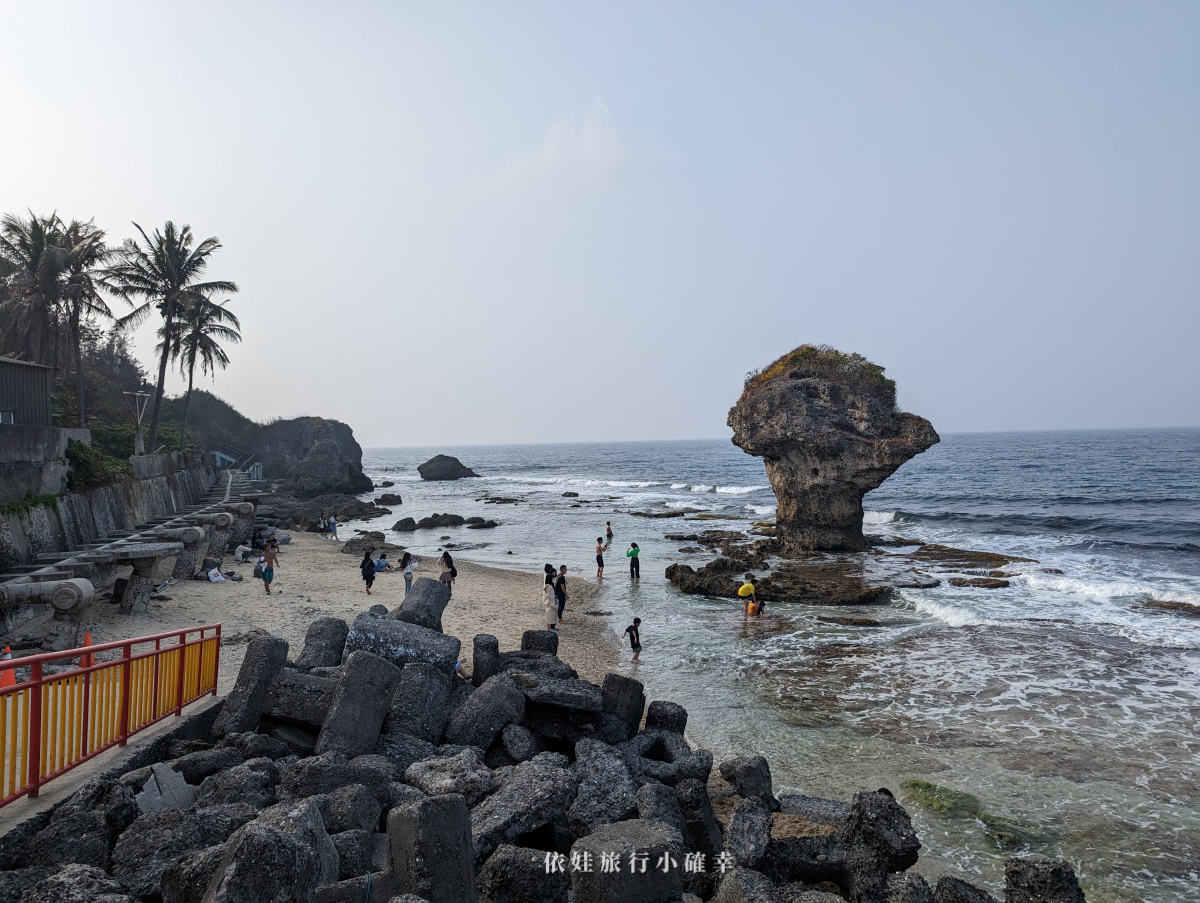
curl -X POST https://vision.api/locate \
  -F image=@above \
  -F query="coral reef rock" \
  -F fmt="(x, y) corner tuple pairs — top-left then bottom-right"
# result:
(729, 345), (938, 551)
(259, 417), (373, 498)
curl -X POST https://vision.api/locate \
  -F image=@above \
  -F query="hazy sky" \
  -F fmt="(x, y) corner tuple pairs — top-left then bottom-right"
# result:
(3, 2), (1197, 447)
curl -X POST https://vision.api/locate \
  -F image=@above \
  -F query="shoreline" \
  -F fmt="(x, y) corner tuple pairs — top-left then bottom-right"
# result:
(79, 531), (621, 689)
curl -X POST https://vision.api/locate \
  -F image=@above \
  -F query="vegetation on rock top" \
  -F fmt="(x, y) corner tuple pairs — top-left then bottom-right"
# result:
(743, 343), (897, 407)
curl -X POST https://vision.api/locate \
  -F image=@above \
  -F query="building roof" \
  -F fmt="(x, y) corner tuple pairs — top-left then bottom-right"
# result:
(0, 356), (52, 369)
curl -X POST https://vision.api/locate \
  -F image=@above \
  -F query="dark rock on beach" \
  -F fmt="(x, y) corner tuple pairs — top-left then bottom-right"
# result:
(729, 345), (939, 551)
(418, 454), (480, 481)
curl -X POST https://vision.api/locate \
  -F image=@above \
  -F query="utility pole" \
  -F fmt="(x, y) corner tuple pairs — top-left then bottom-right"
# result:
(122, 391), (152, 456)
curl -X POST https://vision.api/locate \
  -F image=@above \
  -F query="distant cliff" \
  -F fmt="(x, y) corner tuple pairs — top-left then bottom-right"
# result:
(259, 417), (373, 498)
(156, 392), (372, 499)
(729, 344), (938, 551)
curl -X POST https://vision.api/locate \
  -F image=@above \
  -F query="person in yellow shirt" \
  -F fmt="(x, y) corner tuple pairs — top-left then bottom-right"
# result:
(738, 574), (761, 617)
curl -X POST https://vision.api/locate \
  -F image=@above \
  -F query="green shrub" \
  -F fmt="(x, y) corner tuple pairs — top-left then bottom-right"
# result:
(65, 438), (132, 490)
(0, 493), (60, 516)
(743, 344), (896, 407)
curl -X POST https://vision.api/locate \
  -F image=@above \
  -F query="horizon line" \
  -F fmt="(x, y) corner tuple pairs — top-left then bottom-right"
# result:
(360, 423), (1200, 450)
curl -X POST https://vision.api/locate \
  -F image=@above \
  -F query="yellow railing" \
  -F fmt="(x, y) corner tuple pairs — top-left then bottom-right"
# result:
(0, 624), (220, 806)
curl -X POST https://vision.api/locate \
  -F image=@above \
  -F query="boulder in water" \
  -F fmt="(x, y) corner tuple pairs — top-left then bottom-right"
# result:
(418, 454), (480, 481)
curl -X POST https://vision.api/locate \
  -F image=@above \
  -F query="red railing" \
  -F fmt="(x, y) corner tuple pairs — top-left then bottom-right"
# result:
(0, 624), (220, 807)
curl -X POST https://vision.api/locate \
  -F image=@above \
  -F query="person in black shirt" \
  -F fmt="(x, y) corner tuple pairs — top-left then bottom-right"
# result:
(621, 617), (642, 662)
(555, 565), (569, 622)
(360, 550), (376, 595)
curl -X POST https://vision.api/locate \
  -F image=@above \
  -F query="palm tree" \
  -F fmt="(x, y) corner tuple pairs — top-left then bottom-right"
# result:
(60, 219), (113, 426)
(159, 294), (241, 448)
(0, 210), (69, 363)
(105, 222), (237, 453)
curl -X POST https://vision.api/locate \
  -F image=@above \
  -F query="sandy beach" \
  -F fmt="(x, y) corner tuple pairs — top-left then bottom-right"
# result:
(78, 531), (621, 690)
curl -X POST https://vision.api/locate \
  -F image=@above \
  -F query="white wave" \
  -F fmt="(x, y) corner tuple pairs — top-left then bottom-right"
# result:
(907, 597), (995, 628)
(690, 484), (715, 493)
(746, 504), (777, 516)
(715, 485), (765, 495)
(670, 483), (689, 489)
(1020, 571), (1200, 606)
(862, 510), (896, 525)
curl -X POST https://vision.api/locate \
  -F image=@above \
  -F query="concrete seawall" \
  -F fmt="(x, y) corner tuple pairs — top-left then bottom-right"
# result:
(0, 456), (215, 572)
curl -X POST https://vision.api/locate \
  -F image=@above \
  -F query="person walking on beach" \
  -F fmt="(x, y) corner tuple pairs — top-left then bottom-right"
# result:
(360, 550), (377, 595)
(400, 552), (418, 595)
(622, 617), (642, 662)
(328, 514), (339, 542)
(738, 574), (760, 617)
(543, 564), (559, 631)
(439, 551), (456, 596)
(259, 543), (279, 595)
(555, 565), (569, 623)
(595, 538), (605, 579)
(626, 542), (641, 580)
(605, 521), (614, 546)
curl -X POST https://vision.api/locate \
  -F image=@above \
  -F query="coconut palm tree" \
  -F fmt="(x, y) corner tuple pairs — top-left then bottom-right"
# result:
(159, 294), (241, 448)
(60, 219), (113, 426)
(105, 222), (237, 453)
(0, 210), (69, 363)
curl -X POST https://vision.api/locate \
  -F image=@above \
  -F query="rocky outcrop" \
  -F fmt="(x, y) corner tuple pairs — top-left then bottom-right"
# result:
(259, 417), (372, 498)
(270, 494), (389, 531)
(728, 345), (938, 551)
(417, 455), (479, 481)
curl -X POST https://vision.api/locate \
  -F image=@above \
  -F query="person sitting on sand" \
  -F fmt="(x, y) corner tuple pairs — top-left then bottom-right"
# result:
(454, 660), (471, 681)
(595, 538), (605, 579)
(439, 551), (456, 596)
(739, 574), (760, 617)
(544, 564), (559, 631)
(234, 543), (254, 563)
(375, 553), (393, 572)
(360, 550), (377, 595)
(400, 552), (418, 595)
(622, 617), (642, 662)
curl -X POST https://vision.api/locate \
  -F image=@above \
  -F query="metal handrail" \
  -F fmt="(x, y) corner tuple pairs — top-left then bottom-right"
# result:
(0, 624), (221, 806)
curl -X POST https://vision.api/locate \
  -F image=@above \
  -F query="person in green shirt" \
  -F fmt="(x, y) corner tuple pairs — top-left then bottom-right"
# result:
(626, 542), (641, 579)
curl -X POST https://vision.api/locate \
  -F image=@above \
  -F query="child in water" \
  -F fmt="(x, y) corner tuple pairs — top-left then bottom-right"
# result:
(621, 617), (642, 662)
(738, 574), (760, 617)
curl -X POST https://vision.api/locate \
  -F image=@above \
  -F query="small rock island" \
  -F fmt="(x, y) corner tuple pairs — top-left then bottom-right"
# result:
(418, 454), (480, 481)
(728, 345), (939, 551)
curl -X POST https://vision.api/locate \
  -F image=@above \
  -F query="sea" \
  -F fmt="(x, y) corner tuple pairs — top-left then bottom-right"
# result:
(354, 429), (1200, 902)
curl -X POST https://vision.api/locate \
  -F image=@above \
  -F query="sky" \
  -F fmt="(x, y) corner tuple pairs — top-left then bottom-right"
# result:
(2, 1), (1197, 447)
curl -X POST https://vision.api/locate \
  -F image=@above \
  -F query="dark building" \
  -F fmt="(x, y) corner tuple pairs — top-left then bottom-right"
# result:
(0, 356), (53, 427)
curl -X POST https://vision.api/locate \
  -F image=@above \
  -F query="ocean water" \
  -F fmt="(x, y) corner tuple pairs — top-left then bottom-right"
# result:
(356, 430), (1200, 902)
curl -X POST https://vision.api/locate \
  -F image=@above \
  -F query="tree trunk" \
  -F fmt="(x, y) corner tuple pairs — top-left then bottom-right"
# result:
(180, 364), (194, 450)
(72, 306), (86, 427)
(146, 297), (175, 453)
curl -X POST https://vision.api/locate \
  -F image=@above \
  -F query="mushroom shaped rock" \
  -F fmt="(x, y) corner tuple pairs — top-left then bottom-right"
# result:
(728, 345), (938, 551)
